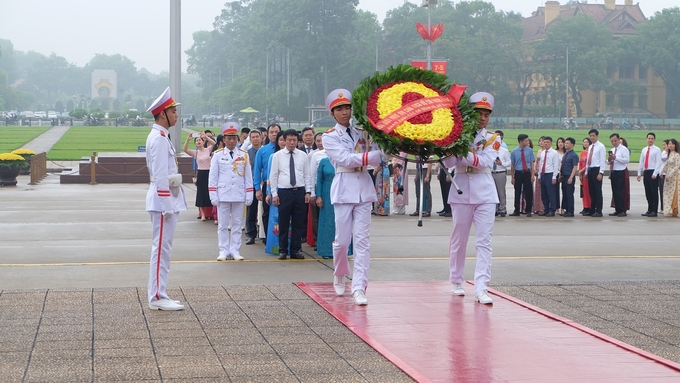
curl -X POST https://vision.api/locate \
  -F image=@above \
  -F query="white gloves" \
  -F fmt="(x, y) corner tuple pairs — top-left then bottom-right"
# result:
(211, 199), (219, 206)
(162, 211), (174, 219)
(246, 198), (253, 206)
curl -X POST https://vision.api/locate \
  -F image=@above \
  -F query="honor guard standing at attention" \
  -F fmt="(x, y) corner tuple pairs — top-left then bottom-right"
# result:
(209, 123), (254, 261)
(322, 89), (383, 306)
(145, 87), (187, 311)
(442, 92), (500, 305)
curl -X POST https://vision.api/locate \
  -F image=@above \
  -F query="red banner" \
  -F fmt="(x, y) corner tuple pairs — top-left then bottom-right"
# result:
(411, 60), (447, 75)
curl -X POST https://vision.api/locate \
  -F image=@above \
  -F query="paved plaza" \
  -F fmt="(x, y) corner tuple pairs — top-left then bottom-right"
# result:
(1, 149), (679, 381)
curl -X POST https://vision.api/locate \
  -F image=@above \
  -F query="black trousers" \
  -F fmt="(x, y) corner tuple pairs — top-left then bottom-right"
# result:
(610, 170), (626, 213)
(277, 188), (306, 254)
(644, 170), (659, 213)
(438, 167), (451, 213)
(261, 182), (270, 239)
(514, 170), (533, 213)
(561, 177), (575, 214)
(245, 201), (258, 239)
(587, 167), (603, 213)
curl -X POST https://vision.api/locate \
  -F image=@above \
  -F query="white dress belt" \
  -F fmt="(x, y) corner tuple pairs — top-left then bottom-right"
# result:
(455, 167), (491, 174)
(336, 166), (366, 173)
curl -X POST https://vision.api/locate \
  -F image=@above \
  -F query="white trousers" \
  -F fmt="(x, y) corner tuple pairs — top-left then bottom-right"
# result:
(333, 202), (372, 294)
(148, 211), (178, 303)
(218, 201), (245, 257)
(448, 203), (495, 294)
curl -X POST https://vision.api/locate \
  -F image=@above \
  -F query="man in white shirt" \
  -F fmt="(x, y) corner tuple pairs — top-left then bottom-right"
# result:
(269, 129), (311, 260)
(537, 136), (560, 216)
(608, 133), (630, 217)
(585, 129), (607, 217)
(637, 132), (662, 217)
(492, 140), (511, 217)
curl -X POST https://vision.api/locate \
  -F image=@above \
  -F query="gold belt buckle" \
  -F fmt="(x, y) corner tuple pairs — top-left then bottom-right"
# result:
(466, 166), (474, 174)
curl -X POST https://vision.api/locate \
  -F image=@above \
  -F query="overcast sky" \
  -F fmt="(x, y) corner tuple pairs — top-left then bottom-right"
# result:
(0, 0), (675, 74)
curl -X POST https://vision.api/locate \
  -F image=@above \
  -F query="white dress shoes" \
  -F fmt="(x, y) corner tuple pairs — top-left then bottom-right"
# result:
(475, 290), (493, 305)
(217, 253), (228, 261)
(149, 299), (184, 311)
(353, 290), (368, 306)
(452, 283), (465, 296)
(333, 276), (346, 296)
(232, 253), (244, 261)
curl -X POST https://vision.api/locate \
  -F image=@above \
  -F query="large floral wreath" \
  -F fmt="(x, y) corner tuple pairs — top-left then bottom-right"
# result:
(353, 64), (478, 159)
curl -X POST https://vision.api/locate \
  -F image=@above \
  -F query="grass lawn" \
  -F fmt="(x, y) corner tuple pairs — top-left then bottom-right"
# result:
(0, 126), (50, 153)
(500, 129), (679, 163)
(47, 127), (191, 160)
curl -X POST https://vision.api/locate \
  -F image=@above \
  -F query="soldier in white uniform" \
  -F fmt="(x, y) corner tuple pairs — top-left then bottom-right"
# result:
(209, 123), (254, 261)
(145, 87), (188, 311)
(442, 92), (501, 305)
(322, 89), (382, 306)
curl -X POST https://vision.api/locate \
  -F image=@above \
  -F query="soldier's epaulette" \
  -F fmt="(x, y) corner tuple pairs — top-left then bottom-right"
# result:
(324, 128), (335, 134)
(214, 148), (224, 153)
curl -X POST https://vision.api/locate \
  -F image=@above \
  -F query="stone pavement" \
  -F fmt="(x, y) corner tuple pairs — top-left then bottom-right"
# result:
(0, 285), (412, 383)
(494, 281), (680, 364)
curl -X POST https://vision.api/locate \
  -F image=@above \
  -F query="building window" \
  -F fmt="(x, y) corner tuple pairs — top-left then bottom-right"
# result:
(606, 94), (615, 108)
(620, 95), (634, 109)
(639, 66), (648, 79)
(639, 95), (648, 109)
(619, 66), (634, 79)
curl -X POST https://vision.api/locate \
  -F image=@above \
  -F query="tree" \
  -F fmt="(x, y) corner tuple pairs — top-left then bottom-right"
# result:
(625, 7), (680, 117)
(54, 100), (64, 112)
(535, 15), (613, 117)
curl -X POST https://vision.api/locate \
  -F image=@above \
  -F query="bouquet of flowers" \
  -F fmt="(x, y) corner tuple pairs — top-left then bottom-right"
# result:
(352, 64), (478, 161)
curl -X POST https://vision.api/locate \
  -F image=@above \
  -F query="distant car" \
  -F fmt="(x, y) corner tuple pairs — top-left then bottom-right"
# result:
(310, 116), (338, 128)
(47, 111), (58, 119)
(34, 111), (47, 119)
(20, 111), (35, 119)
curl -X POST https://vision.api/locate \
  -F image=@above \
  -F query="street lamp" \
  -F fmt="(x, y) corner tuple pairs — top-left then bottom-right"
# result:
(422, 0), (437, 70)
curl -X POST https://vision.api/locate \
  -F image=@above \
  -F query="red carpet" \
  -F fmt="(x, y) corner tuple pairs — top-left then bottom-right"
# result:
(297, 281), (680, 383)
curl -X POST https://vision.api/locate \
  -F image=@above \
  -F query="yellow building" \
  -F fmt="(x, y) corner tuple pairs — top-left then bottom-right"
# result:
(521, 0), (666, 117)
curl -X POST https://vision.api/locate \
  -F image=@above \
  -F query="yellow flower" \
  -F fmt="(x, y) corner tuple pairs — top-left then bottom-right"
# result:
(0, 153), (26, 161)
(11, 148), (36, 155)
(375, 82), (454, 142)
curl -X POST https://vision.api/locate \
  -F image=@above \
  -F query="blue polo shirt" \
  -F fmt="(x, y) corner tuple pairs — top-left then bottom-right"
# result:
(560, 149), (579, 177)
(510, 146), (535, 171)
(253, 142), (275, 191)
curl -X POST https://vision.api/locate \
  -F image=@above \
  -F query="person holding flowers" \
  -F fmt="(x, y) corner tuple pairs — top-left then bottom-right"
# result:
(322, 88), (383, 306)
(442, 92), (500, 305)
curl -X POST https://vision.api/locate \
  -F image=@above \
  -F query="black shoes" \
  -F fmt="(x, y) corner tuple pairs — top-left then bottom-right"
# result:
(280, 252), (304, 260)
(245, 237), (255, 245)
(592, 212), (603, 217)
(563, 212), (575, 217)
(647, 212), (658, 217)
(546, 212), (555, 217)
(509, 212), (521, 216)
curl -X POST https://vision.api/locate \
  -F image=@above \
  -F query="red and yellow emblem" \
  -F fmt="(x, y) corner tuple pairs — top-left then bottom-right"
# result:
(366, 81), (466, 147)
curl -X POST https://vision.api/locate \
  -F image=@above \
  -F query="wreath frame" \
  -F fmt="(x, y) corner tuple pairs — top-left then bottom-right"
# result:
(352, 64), (479, 161)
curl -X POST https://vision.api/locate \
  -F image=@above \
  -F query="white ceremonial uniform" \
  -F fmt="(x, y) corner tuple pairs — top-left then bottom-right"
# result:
(145, 123), (188, 304)
(209, 147), (254, 258)
(322, 123), (382, 294)
(442, 128), (500, 294)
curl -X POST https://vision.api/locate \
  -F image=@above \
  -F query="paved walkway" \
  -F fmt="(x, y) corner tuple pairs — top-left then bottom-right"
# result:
(22, 125), (71, 154)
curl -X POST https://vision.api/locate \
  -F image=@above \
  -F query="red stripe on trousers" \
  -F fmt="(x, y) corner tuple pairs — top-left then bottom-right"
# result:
(155, 214), (164, 300)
